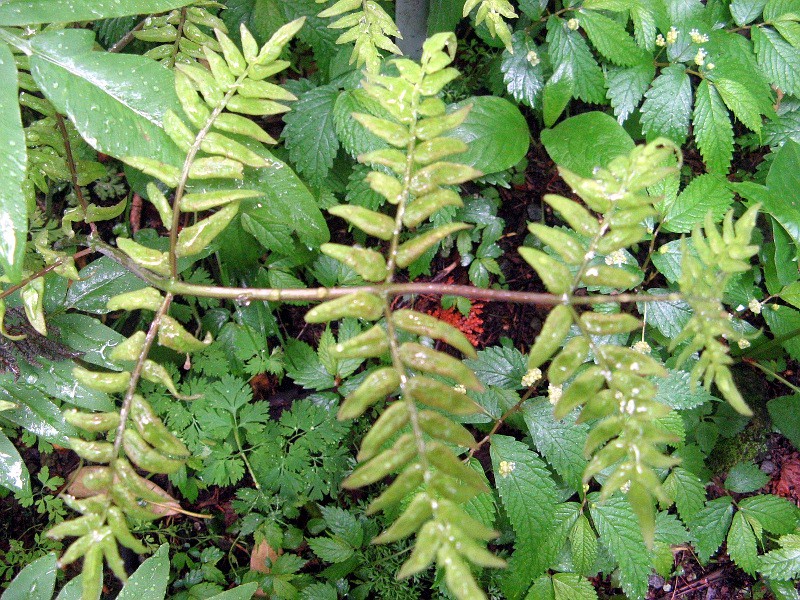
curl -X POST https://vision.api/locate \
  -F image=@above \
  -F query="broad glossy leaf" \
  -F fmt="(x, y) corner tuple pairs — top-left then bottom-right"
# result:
(50, 313), (126, 370)
(501, 32), (545, 109)
(64, 257), (146, 314)
(0, 382), (78, 446)
(117, 544), (170, 600)
(30, 29), (183, 165)
(764, 140), (800, 244)
(448, 96), (529, 174)
(0, 429), (29, 494)
(0, 554), (56, 600)
(0, 43), (26, 284)
(541, 112), (634, 178)
(0, 0), (192, 25)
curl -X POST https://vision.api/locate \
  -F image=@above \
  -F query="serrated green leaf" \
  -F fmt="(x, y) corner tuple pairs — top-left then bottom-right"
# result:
(663, 467), (706, 522)
(523, 398), (588, 491)
(713, 77), (767, 135)
(768, 394), (800, 451)
(764, 305), (800, 361)
(740, 494), (800, 534)
(307, 536), (354, 563)
(546, 16), (606, 104)
(654, 369), (714, 410)
(501, 32), (545, 108)
(465, 345), (528, 390)
(641, 63), (692, 144)
(728, 511), (759, 575)
(580, 9), (646, 66)
(0, 42), (27, 284)
(638, 289), (692, 339)
(589, 494), (651, 600)
(753, 26), (800, 97)
(731, 0), (768, 25)
(661, 174), (733, 233)
(283, 84), (340, 186)
(760, 533), (800, 580)
(687, 496), (734, 563)
(693, 80), (734, 174)
(725, 461), (770, 493)
(491, 435), (560, 583)
(569, 514), (598, 576)
(606, 59), (655, 124)
(552, 573), (598, 600)
(333, 88), (388, 158)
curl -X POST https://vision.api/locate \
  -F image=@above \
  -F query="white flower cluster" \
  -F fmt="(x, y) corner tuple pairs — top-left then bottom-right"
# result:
(632, 340), (652, 355)
(499, 460), (516, 477)
(604, 249), (627, 266)
(521, 367), (542, 387)
(548, 383), (562, 405)
(526, 50), (540, 66)
(748, 298), (762, 314)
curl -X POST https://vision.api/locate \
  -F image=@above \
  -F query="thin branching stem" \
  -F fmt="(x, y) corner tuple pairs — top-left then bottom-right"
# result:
(93, 235), (685, 306)
(108, 17), (147, 53)
(0, 248), (92, 301)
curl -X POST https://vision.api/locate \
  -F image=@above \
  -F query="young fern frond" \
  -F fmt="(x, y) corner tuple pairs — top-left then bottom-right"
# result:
(521, 140), (687, 547)
(462, 0), (517, 53)
(52, 22), (306, 600)
(672, 206), (760, 416)
(316, 0), (402, 75)
(304, 33), (503, 599)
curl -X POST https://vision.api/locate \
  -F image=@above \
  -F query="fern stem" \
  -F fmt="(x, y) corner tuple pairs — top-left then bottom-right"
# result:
(233, 413), (261, 491)
(111, 293), (173, 459)
(94, 238), (689, 306)
(167, 71), (250, 278)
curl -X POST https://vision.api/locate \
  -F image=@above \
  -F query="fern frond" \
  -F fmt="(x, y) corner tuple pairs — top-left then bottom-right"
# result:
(462, 0), (517, 52)
(521, 140), (685, 548)
(304, 33), (504, 599)
(317, 0), (402, 74)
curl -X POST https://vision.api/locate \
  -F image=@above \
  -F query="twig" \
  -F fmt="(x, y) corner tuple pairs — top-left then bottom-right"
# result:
(55, 114), (97, 235)
(108, 17), (147, 53)
(0, 248), (92, 301)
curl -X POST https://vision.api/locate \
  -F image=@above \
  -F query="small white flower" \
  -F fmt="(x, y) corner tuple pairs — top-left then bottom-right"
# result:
(737, 338), (751, 349)
(499, 460), (516, 478)
(604, 249), (627, 266)
(666, 26), (679, 45)
(526, 50), (540, 66)
(655, 34), (667, 47)
(749, 298), (762, 314)
(632, 340), (652, 355)
(694, 47), (707, 66)
(453, 384), (467, 394)
(521, 367), (542, 387)
(706, 62), (715, 70)
(548, 383), (562, 405)
(620, 480), (631, 493)
(567, 18), (580, 31)
(690, 28), (709, 44)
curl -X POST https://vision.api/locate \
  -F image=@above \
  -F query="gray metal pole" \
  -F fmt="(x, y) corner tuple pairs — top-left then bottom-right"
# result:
(395, 0), (429, 59)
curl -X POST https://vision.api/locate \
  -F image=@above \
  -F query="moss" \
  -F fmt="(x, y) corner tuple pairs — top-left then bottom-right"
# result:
(712, 420), (769, 474)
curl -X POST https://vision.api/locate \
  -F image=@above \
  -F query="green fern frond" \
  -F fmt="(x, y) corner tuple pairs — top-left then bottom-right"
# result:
(303, 33), (504, 600)
(317, 0), (402, 74)
(462, 0), (517, 52)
